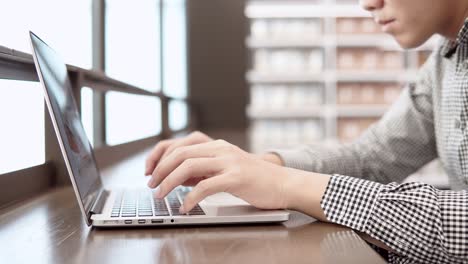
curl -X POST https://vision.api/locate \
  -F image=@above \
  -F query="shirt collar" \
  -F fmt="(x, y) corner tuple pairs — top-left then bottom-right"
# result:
(440, 19), (468, 58)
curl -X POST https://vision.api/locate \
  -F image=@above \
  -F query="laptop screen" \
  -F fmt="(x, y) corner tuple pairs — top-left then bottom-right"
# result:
(30, 32), (102, 221)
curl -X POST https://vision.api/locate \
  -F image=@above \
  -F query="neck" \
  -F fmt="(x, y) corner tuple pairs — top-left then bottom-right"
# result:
(443, 2), (468, 40)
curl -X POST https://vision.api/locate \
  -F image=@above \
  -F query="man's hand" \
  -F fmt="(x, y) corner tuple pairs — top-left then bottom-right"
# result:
(145, 131), (284, 182)
(148, 140), (329, 220)
(145, 131), (213, 177)
(144, 132), (329, 220)
(146, 139), (291, 213)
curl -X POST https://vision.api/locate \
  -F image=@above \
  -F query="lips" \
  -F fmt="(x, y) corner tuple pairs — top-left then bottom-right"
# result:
(375, 18), (396, 26)
(375, 18), (396, 32)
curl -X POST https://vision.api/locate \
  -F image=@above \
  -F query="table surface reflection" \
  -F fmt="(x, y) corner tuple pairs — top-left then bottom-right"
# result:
(0, 131), (385, 264)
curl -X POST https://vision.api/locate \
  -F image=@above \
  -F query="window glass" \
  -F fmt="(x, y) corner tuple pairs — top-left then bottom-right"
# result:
(0, 80), (45, 174)
(106, 0), (161, 92)
(81, 87), (94, 146)
(105, 92), (162, 146)
(0, 0), (92, 68)
(162, 0), (188, 98)
(169, 100), (188, 131)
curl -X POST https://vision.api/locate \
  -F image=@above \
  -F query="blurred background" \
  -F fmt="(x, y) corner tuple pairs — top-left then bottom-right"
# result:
(244, 0), (444, 187)
(0, 0), (447, 190)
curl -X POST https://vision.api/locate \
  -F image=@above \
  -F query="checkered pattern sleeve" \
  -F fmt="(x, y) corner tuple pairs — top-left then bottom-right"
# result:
(321, 175), (468, 264)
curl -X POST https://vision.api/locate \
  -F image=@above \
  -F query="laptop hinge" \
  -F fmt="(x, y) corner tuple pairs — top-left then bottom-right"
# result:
(90, 189), (109, 215)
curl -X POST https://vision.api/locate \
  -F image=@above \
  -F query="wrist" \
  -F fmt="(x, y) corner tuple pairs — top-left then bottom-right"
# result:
(282, 168), (331, 221)
(259, 153), (284, 166)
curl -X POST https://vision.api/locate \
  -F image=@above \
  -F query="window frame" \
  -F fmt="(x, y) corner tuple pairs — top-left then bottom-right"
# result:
(0, 0), (194, 208)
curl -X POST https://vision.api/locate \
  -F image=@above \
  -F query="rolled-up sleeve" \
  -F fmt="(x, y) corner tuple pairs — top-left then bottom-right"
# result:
(321, 175), (468, 264)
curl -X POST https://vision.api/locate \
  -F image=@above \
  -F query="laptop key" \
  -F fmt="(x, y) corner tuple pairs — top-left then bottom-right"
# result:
(122, 214), (136, 217)
(188, 211), (205, 216)
(154, 211), (170, 216)
(188, 205), (205, 216)
(138, 212), (152, 215)
(138, 212), (153, 217)
(112, 190), (207, 218)
(171, 211), (186, 216)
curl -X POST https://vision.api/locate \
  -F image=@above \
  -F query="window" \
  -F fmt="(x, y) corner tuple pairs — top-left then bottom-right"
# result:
(0, 0), (92, 68)
(0, 0), (191, 204)
(169, 100), (188, 131)
(105, 92), (162, 146)
(0, 80), (45, 174)
(81, 87), (94, 146)
(162, 0), (188, 98)
(105, 0), (161, 92)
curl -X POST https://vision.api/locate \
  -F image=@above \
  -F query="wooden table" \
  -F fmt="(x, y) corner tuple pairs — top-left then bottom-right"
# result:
(0, 131), (386, 264)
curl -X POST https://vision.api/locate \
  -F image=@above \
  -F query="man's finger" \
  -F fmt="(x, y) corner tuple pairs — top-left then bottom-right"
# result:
(181, 178), (201, 187)
(145, 139), (175, 175)
(150, 140), (224, 188)
(155, 157), (224, 198)
(180, 175), (232, 213)
(160, 132), (211, 161)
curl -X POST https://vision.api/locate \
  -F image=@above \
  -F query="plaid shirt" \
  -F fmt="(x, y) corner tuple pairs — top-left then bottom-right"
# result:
(273, 21), (468, 263)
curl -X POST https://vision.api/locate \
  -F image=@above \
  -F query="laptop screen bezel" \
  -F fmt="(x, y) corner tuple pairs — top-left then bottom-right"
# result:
(29, 31), (103, 226)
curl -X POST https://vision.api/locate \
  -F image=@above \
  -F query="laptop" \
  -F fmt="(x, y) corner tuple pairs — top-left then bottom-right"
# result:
(29, 32), (289, 227)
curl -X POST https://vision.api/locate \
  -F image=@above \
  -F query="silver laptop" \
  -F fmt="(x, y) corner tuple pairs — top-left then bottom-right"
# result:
(29, 32), (289, 227)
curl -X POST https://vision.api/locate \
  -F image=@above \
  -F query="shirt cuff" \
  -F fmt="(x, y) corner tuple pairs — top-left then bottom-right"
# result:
(320, 174), (383, 231)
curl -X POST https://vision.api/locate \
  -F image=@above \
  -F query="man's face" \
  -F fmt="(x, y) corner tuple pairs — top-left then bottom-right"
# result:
(359, 0), (451, 48)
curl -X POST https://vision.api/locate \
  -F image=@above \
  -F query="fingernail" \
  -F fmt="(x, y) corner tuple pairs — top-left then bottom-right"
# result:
(147, 177), (156, 188)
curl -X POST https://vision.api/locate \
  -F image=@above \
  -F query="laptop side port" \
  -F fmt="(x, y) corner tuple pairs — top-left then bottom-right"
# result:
(124, 220), (133, 224)
(138, 219), (146, 224)
(151, 219), (164, 224)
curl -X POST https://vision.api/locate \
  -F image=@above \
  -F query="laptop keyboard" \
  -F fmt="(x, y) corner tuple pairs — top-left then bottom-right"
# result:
(110, 189), (205, 217)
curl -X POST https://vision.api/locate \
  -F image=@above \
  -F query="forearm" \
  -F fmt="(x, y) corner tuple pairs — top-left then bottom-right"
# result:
(282, 167), (330, 222)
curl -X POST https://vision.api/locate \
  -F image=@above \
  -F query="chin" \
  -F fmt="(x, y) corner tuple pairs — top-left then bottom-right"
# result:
(393, 33), (430, 49)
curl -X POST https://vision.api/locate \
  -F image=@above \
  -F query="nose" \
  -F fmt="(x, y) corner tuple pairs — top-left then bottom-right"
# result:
(359, 0), (384, 11)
